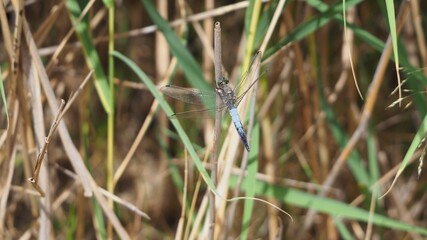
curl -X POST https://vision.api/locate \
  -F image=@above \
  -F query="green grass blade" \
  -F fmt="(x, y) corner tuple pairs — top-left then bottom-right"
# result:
(0, 66), (8, 130)
(241, 122), (259, 239)
(384, 0), (401, 100)
(66, 0), (112, 113)
(230, 176), (427, 235)
(65, 205), (77, 240)
(140, 0), (210, 92)
(395, 43), (427, 115)
(334, 217), (355, 240)
(113, 51), (219, 196)
(384, 0), (398, 63)
(388, 113), (427, 189)
(102, 0), (113, 8)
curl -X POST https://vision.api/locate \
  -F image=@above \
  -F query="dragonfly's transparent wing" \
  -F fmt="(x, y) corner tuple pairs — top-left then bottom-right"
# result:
(233, 51), (264, 106)
(169, 107), (226, 119)
(160, 85), (216, 105)
(160, 85), (227, 119)
(233, 51), (262, 97)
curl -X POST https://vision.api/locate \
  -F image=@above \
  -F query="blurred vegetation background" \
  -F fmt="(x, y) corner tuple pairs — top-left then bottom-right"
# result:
(1, 0), (427, 239)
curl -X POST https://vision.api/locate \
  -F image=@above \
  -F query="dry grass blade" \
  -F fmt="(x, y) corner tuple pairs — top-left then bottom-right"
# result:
(259, 0), (287, 53)
(28, 71), (93, 196)
(410, 0), (427, 75)
(10, 0), (24, 76)
(0, 3), (14, 59)
(174, 151), (189, 240)
(0, 102), (18, 233)
(33, 2), (65, 45)
(28, 100), (65, 197)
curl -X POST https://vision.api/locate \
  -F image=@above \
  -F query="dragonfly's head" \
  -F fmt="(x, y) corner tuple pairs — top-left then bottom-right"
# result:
(217, 77), (229, 87)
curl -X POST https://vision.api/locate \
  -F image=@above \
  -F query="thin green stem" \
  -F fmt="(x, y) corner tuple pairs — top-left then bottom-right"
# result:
(107, 3), (115, 239)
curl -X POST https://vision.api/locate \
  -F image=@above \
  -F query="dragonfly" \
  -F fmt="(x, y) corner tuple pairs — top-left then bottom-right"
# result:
(160, 51), (262, 152)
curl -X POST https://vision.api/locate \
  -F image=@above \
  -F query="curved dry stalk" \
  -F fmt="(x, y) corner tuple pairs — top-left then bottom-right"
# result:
(28, 71), (93, 197)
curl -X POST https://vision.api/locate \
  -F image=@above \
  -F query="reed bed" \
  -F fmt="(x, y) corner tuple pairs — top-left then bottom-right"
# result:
(1, 0), (427, 239)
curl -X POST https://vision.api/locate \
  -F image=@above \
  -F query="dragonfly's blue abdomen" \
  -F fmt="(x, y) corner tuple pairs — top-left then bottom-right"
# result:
(229, 108), (250, 151)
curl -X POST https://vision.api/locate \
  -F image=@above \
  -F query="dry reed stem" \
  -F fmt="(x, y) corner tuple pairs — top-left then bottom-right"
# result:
(33, 2), (64, 46)
(22, 17), (131, 239)
(259, 0), (287, 53)
(21, 12), (52, 238)
(155, 0), (169, 79)
(11, 0), (23, 77)
(0, 103), (18, 233)
(208, 20), (222, 240)
(175, 151), (189, 240)
(0, 2), (13, 59)
(410, 0), (427, 75)
(203, 0), (214, 78)
(303, 1), (411, 230)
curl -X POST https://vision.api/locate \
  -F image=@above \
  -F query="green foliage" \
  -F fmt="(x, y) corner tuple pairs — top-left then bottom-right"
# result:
(66, 0), (112, 113)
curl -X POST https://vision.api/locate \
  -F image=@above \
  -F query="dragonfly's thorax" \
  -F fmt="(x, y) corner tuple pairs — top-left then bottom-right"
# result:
(216, 80), (237, 109)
